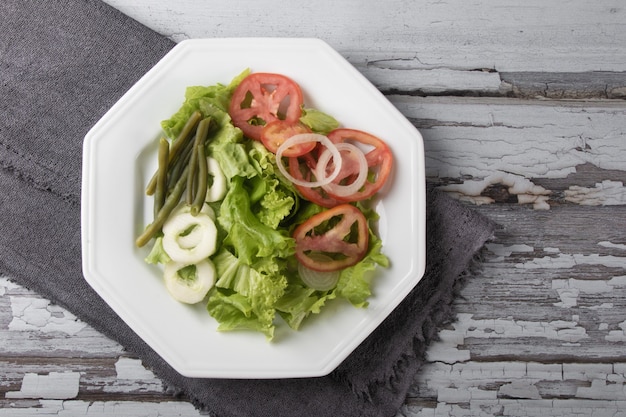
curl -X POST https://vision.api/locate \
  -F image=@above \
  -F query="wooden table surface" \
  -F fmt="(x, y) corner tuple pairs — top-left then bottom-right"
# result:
(2, 1), (626, 416)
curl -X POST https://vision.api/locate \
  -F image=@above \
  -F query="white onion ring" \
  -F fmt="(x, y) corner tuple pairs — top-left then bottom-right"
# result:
(275, 133), (342, 188)
(297, 254), (340, 291)
(315, 142), (368, 197)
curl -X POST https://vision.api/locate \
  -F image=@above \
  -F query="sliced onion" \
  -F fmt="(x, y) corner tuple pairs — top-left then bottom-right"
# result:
(275, 133), (342, 188)
(297, 254), (341, 291)
(315, 142), (368, 198)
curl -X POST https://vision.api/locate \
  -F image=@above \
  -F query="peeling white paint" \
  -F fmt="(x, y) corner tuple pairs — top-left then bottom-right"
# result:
(8, 296), (87, 335)
(442, 313), (588, 343)
(114, 357), (159, 381)
(499, 380), (541, 399)
(409, 361), (626, 416)
(502, 399), (626, 417)
(0, 276), (20, 296)
(5, 372), (80, 399)
(517, 253), (626, 270)
(486, 243), (534, 258)
(426, 330), (471, 364)
(438, 386), (497, 402)
(526, 362), (563, 380)
(84, 400), (200, 416)
(392, 101), (626, 180)
(544, 247), (561, 253)
(361, 67), (503, 94)
(553, 287), (580, 308)
(0, 399), (201, 416)
(563, 363), (614, 381)
(608, 275), (626, 286)
(553, 278), (614, 294)
(565, 180), (626, 206)
(98, 358), (164, 394)
(605, 320), (626, 342)
(577, 379), (626, 400)
(587, 303), (614, 310)
(440, 172), (551, 209)
(615, 363), (626, 377)
(599, 241), (626, 251)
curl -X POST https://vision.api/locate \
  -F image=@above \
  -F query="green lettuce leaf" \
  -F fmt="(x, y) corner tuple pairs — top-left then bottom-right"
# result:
(160, 69), (249, 139)
(299, 107), (340, 135)
(335, 229), (388, 308)
(207, 249), (288, 340)
(218, 176), (295, 265)
(246, 141), (298, 228)
(207, 288), (274, 338)
(275, 283), (336, 330)
(144, 236), (171, 265)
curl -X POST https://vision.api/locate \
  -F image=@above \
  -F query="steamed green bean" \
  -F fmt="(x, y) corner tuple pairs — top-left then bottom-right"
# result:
(153, 137), (169, 217)
(167, 133), (195, 192)
(185, 133), (199, 204)
(190, 118), (211, 215)
(145, 110), (202, 196)
(136, 164), (190, 248)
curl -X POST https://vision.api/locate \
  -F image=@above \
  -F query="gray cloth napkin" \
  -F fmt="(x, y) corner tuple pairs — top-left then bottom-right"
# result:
(0, 1), (495, 416)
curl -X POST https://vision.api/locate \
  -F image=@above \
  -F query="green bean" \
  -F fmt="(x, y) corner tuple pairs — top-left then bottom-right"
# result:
(145, 110), (202, 195)
(170, 110), (203, 155)
(194, 117), (213, 148)
(191, 136), (209, 216)
(153, 137), (169, 218)
(185, 134), (199, 205)
(136, 164), (190, 248)
(167, 135), (195, 192)
(190, 118), (212, 209)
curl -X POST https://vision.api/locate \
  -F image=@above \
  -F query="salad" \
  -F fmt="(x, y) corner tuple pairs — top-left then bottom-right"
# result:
(135, 69), (393, 340)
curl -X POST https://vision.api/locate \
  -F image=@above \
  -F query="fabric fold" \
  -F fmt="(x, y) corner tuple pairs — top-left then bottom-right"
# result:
(0, 1), (496, 416)
(0, 0), (175, 202)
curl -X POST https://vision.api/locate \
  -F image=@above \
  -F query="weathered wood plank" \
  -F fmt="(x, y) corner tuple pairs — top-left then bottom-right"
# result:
(400, 203), (626, 416)
(389, 96), (626, 209)
(102, 0), (626, 73)
(0, 281), (123, 357)
(100, 0), (626, 100)
(390, 96), (626, 179)
(0, 399), (200, 416)
(501, 72), (626, 100)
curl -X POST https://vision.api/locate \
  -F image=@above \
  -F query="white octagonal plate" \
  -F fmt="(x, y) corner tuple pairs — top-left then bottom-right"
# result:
(81, 38), (425, 379)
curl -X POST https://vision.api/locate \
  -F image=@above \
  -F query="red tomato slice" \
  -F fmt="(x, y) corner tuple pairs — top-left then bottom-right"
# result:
(293, 204), (369, 272)
(228, 73), (304, 141)
(288, 129), (393, 206)
(326, 128), (393, 202)
(260, 120), (314, 157)
(287, 150), (344, 208)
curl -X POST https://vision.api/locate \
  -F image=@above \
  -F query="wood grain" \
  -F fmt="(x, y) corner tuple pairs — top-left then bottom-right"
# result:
(101, 0), (626, 100)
